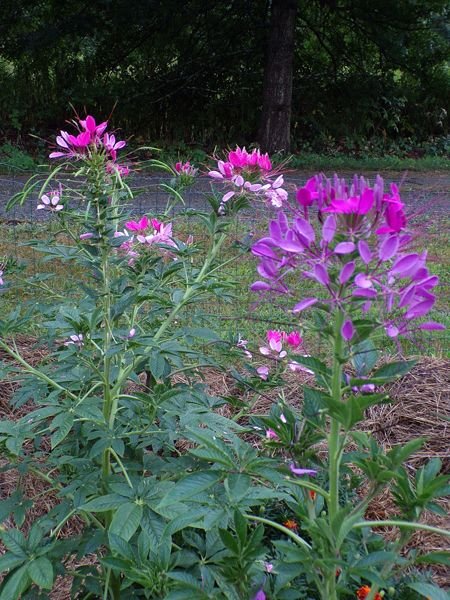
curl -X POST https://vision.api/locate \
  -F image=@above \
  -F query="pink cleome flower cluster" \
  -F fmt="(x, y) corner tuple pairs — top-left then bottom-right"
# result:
(37, 186), (64, 212)
(114, 215), (177, 264)
(49, 115), (128, 170)
(251, 174), (444, 340)
(208, 146), (288, 210)
(236, 329), (309, 381)
(174, 161), (198, 178)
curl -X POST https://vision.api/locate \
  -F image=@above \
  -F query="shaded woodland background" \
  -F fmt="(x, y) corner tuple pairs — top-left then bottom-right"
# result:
(0, 0), (449, 153)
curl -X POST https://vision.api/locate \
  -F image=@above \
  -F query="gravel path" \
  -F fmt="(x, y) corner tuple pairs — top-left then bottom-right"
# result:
(0, 170), (448, 224)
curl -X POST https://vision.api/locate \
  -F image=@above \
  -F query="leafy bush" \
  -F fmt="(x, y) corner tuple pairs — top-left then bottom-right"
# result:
(0, 124), (448, 599)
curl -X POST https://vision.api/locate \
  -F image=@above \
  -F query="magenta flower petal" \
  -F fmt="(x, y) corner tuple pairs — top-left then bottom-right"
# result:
(405, 299), (434, 319)
(322, 215), (336, 243)
(358, 240), (372, 265)
(339, 261), (355, 284)
(251, 281), (271, 291)
(418, 322), (445, 330)
(379, 235), (399, 261)
(352, 288), (377, 298)
(289, 464), (317, 477)
(296, 187), (313, 207)
(313, 263), (329, 286)
(391, 254), (419, 276)
(386, 324), (399, 338)
(341, 319), (354, 341)
(253, 590), (266, 600)
(257, 366), (270, 380)
(334, 242), (355, 255)
(222, 191), (235, 203)
(354, 273), (373, 289)
(293, 217), (315, 243)
(266, 428), (278, 439)
(293, 298), (318, 312)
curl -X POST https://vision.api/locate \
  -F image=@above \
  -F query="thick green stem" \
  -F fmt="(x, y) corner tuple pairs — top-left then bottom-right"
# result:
(324, 311), (345, 600)
(90, 170), (122, 600)
(328, 310), (344, 523)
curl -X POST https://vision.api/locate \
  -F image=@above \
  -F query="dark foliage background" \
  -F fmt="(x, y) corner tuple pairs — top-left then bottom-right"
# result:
(0, 0), (449, 150)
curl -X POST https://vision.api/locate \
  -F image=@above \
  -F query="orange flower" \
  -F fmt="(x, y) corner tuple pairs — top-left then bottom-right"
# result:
(356, 585), (382, 600)
(308, 490), (317, 501)
(283, 519), (298, 531)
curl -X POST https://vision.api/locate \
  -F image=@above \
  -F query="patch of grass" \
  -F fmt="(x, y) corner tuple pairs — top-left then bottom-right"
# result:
(1, 212), (448, 357)
(285, 152), (450, 172)
(0, 143), (38, 174)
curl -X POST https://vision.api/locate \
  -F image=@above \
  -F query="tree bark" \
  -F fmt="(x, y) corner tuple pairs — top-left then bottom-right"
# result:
(258, 0), (298, 153)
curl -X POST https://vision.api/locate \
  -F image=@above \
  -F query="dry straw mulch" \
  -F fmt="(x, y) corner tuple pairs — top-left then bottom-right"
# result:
(363, 357), (450, 588)
(0, 340), (449, 595)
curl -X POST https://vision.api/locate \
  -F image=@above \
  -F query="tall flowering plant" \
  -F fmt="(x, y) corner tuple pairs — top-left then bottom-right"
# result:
(0, 118), (275, 599)
(248, 174), (448, 599)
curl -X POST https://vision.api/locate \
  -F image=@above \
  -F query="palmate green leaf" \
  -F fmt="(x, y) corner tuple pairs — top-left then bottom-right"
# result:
(0, 529), (27, 557)
(416, 551), (450, 567)
(354, 550), (403, 568)
(0, 554), (25, 572)
(187, 429), (236, 468)
(351, 338), (378, 376)
(5, 435), (25, 456)
(0, 497), (16, 524)
(149, 351), (170, 380)
(108, 533), (134, 559)
(0, 564), (30, 600)
(158, 472), (222, 508)
(50, 413), (74, 449)
(219, 529), (239, 554)
(163, 509), (205, 536)
(407, 582), (450, 599)
(166, 572), (212, 599)
(225, 474), (251, 503)
(28, 557), (54, 590)
(80, 494), (127, 512)
(372, 359), (416, 381)
(109, 502), (143, 541)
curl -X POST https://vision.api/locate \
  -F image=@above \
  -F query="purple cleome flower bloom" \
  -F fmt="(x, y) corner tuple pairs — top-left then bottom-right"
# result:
(250, 174), (443, 340)
(289, 463), (318, 477)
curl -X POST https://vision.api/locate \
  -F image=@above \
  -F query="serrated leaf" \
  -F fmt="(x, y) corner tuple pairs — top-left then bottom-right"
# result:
(109, 502), (143, 541)
(0, 498), (16, 523)
(74, 404), (105, 422)
(163, 509), (205, 536)
(0, 554), (25, 572)
(351, 338), (378, 376)
(158, 472), (222, 507)
(5, 436), (24, 456)
(28, 557), (54, 589)
(149, 352), (168, 380)
(355, 551), (401, 568)
(80, 494), (127, 512)
(50, 413), (74, 448)
(415, 552), (450, 567)
(219, 529), (239, 554)
(108, 533), (134, 559)
(372, 360), (416, 381)
(407, 582), (449, 600)
(0, 564), (30, 600)
(0, 529), (27, 557)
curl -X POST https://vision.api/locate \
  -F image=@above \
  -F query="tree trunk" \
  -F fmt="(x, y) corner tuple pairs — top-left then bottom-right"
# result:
(258, 0), (298, 153)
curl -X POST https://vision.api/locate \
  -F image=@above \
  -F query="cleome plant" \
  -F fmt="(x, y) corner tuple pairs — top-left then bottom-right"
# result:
(0, 119), (448, 600)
